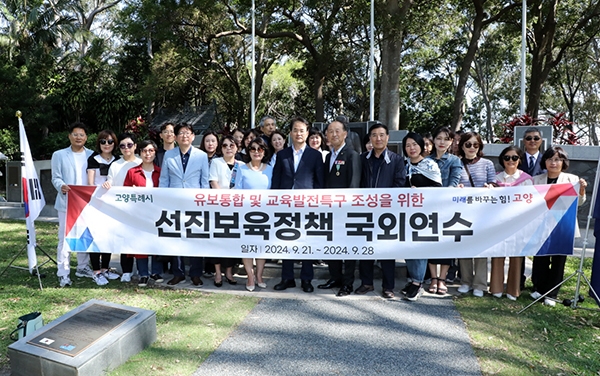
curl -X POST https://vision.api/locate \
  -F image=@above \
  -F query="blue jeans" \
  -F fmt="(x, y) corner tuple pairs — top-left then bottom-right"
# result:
(406, 259), (427, 283)
(137, 256), (164, 277)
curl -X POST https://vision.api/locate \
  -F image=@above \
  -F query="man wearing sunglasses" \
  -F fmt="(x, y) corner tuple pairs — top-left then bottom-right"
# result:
(159, 123), (210, 286)
(520, 127), (545, 177)
(51, 122), (94, 287)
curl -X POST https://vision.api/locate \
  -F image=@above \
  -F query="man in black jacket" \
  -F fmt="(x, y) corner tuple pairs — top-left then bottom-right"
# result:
(317, 119), (362, 296)
(355, 123), (406, 299)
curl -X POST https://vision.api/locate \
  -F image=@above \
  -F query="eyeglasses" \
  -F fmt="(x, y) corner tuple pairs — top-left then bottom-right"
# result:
(71, 133), (86, 138)
(525, 136), (541, 141)
(100, 139), (114, 145)
(222, 143), (236, 149)
(547, 158), (564, 164)
(464, 142), (480, 149)
(120, 143), (134, 149)
(502, 155), (520, 162)
(141, 148), (155, 154)
(178, 132), (193, 137)
(162, 130), (175, 135)
(249, 147), (264, 152)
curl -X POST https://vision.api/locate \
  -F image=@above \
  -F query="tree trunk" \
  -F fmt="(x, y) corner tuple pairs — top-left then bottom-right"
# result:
(378, 0), (413, 130)
(451, 0), (485, 132)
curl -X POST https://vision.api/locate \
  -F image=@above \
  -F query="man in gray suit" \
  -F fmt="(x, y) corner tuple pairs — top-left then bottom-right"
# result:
(159, 123), (210, 286)
(51, 122), (94, 287)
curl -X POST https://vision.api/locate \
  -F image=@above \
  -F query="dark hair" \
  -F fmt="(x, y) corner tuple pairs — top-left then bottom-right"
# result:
(403, 132), (425, 157)
(160, 122), (175, 132)
(423, 132), (433, 155)
(288, 116), (310, 132)
(95, 129), (117, 153)
(498, 145), (524, 168)
(362, 134), (371, 150)
(269, 130), (288, 155)
(540, 146), (569, 171)
(368, 122), (388, 136)
(200, 131), (220, 156)
(69, 122), (88, 134)
(118, 132), (137, 144)
(175, 123), (194, 135)
(232, 128), (246, 137)
(308, 127), (329, 151)
(242, 128), (261, 148)
(333, 116), (350, 132)
(432, 126), (454, 140)
(218, 135), (237, 155)
(458, 132), (484, 159)
(523, 127), (541, 136)
(247, 138), (271, 163)
(138, 139), (158, 151)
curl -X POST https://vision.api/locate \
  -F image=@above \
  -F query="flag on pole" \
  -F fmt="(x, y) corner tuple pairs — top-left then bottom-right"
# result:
(18, 112), (46, 273)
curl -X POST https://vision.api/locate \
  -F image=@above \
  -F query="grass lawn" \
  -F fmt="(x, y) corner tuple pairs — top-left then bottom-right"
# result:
(454, 257), (600, 375)
(0, 220), (259, 376)
(1, 219), (600, 375)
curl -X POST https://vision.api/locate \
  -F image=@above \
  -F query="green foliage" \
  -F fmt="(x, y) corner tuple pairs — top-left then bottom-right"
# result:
(0, 128), (18, 161)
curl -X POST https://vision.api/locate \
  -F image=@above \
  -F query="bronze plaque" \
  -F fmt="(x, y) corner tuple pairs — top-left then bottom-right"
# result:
(27, 303), (137, 357)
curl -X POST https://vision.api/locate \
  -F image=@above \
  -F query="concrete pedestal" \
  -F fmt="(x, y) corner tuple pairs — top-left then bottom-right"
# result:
(8, 299), (156, 376)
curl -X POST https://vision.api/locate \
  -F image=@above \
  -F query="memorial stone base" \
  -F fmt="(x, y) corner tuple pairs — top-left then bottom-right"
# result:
(8, 299), (156, 376)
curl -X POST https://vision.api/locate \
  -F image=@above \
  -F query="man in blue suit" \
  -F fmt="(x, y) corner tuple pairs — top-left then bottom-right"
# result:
(51, 122), (94, 287)
(272, 116), (324, 292)
(159, 123), (210, 286)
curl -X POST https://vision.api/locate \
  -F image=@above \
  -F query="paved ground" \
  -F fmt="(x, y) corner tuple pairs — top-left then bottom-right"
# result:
(191, 297), (480, 376)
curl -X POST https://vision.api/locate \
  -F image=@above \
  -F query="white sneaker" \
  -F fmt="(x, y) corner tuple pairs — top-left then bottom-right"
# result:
(120, 272), (132, 282)
(103, 270), (120, 280)
(75, 265), (94, 278)
(457, 284), (471, 294)
(59, 275), (72, 287)
(492, 292), (503, 298)
(530, 291), (542, 300)
(544, 298), (556, 307)
(473, 289), (484, 297)
(507, 294), (517, 301)
(93, 273), (109, 286)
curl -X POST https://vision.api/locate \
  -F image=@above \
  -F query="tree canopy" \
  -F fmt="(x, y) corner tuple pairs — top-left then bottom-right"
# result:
(1, 0), (599, 161)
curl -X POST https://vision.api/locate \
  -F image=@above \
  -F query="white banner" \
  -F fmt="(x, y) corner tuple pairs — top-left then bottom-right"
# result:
(64, 184), (579, 260)
(19, 117), (46, 272)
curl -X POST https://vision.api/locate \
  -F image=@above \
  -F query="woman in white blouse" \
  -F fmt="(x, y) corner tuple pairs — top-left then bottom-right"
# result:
(208, 136), (240, 287)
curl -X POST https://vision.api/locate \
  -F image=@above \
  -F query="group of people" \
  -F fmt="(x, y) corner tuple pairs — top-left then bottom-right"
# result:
(51, 118), (587, 306)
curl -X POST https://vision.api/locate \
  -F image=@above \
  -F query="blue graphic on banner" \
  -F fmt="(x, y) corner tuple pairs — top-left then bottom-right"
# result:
(536, 199), (577, 256)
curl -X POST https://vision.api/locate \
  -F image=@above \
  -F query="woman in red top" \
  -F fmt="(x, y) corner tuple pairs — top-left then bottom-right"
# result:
(123, 140), (163, 287)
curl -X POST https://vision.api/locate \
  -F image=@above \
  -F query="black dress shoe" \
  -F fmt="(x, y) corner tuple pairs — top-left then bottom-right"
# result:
(317, 279), (343, 289)
(225, 276), (237, 285)
(382, 289), (395, 299)
(167, 276), (186, 285)
(191, 276), (203, 286)
(274, 279), (296, 290)
(301, 280), (314, 293)
(214, 279), (223, 287)
(354, 284), (374, 294)
(336, 285), (353, 297)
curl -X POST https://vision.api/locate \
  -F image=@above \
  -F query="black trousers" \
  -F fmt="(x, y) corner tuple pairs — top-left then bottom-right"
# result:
(358, 259), (396, 290)
(328, 260), (357, 287)
(531, 255), (567, 299)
